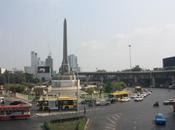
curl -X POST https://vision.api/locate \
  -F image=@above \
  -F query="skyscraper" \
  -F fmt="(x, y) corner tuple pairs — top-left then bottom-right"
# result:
(68, 54), (80, 72)
(31, 51), (38, 68)
(45, 55), (53, 76)
(31, 51), (38, 75)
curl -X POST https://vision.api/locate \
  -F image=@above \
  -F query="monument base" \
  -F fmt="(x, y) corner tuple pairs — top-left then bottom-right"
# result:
(49, 75), (81, 97)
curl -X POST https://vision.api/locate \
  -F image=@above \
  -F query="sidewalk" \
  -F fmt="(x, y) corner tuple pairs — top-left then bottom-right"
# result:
(35, 107), (101, 117)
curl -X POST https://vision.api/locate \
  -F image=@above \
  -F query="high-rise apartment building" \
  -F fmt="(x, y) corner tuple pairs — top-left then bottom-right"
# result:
(45, 55), (53, 76)
(31, 51), (38, 67)
(68, 54), (80, 72)
(24, 51), (53, 81)
(30, 51), (38, 75)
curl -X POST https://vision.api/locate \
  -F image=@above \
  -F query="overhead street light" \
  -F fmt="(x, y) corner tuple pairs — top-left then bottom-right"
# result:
(129, 44), (132, 69)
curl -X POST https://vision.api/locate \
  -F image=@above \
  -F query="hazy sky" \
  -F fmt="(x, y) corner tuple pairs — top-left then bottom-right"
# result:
(1, 0), (175, 71)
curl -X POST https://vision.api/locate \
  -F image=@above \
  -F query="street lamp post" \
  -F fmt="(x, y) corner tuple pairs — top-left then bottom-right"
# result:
(129, 45), (132, 69)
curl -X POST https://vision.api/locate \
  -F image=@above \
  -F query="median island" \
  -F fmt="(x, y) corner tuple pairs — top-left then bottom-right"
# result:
(43, 117), (87, 130)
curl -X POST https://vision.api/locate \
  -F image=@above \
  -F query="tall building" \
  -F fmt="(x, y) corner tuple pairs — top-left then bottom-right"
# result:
(24, 66), (35, 75)
(31, 51), (39, 75)
(37, 66), (51, 81)
(25, 51), (52, 81)
(68, 54), (80, 72)
(163, 56), (175, 69)
(31, 51), (38, 67)
(45, 55), (53, 77)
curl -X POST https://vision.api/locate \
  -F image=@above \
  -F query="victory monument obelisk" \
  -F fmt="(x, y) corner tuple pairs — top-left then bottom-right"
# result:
(50, 19), (81, 97)
(59, 19), (75, 80)
(60, 19), (70, 75)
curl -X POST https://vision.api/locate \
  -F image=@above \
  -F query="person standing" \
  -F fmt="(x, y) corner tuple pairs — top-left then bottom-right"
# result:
(84, 105), (86, 115)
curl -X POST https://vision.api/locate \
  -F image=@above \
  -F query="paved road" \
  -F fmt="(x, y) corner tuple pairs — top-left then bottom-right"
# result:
(87, 88), (175, 130)
(0, 109), (88, 130)
(0, 88), (175, 130)
(0, 103), (95, 130)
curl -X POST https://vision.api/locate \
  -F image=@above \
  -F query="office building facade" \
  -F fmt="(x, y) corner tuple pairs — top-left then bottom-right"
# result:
(163, 56), (175, 69)
(68, 54), (80, 72)
(45, 55), (53, 77)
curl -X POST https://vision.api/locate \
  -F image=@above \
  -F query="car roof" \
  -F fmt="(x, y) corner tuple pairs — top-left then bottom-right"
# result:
(157, 113), (163, 116)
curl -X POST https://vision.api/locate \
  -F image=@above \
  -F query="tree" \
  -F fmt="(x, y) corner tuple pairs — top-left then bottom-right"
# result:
(4, 84), (27, 93)
(96, 69), (106, 72)
(131, 65), (143, 71)
(0, 74), (5, 85)
(86, 88), (95, 96)
(111, 81), (126, 91)
(1, 71), (40, 84)
(103, 81), (113, 93)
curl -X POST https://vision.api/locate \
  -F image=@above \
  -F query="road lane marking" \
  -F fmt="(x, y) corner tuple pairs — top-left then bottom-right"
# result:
(105, 126), (116, 130)
(104, 113), (122, 130)
(111, 115), (120, 120)
(105, 123), (117, 128)
(107, 118), (117, 125)
(31, 115), (39, 118)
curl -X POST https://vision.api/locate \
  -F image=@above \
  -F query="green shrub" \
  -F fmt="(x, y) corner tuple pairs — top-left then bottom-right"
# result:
(4, 84), (27, 93)
(77, 117), (87, 130)
(42, 117), (87, 130)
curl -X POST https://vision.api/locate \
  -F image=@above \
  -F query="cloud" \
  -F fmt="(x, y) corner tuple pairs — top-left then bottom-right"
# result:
(81, 40), (106, 51)
(78, 24), (175, 71)
(0, 32), (2, 39)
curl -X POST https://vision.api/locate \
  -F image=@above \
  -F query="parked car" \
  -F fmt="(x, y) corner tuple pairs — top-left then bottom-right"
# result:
(120, 97), (131, 102)
(107, 97), (116, 103)
(168, 99), (175, 104)
(147, 91), (152, 95)
(95, 99), (110, 106)
(163, 99), (175, 105)
(154, 113), (166, 125)
(141, 92), (148, 97)
(131, 94), (137, 98)
(134, 96), (143, 102)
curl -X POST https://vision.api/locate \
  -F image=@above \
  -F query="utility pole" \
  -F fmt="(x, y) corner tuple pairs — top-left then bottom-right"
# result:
(129, 44), (132, 69)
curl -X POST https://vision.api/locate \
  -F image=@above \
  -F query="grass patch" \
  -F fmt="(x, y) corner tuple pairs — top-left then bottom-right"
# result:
(43, 117), (87, 130)
(77, 117), (87, 130)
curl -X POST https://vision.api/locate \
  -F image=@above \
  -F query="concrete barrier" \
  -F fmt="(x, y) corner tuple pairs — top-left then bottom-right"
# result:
(84, 118), (89, 130)
(15, 92), (28, 101)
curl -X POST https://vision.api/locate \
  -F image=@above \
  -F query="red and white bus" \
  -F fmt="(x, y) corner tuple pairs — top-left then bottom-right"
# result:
(0, 103), (31, 120)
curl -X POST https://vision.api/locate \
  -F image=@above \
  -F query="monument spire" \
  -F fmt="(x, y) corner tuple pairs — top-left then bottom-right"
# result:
(61, 18), (70, 74)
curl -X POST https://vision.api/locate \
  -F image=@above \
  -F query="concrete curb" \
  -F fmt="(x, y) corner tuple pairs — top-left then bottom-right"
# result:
(84, 118), (90, 130)
(36, 111), (77, 117)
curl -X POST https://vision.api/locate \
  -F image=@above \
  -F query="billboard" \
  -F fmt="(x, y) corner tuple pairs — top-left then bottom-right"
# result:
(37, 66), (50, 73)
(163, 57), (175, 68)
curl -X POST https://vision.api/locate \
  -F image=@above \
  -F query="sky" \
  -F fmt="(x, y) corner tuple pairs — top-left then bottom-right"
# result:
(1, 0), (175, 72)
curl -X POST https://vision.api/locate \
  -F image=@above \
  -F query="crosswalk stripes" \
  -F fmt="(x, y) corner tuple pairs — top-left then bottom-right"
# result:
(31, 115), (39, 118)
(105, 126), (116, 130)
(104, 113), (122, 130)
(110, 114), (120, 121)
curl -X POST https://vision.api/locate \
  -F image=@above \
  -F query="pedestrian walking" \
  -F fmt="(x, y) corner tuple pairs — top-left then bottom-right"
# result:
(84, 105), (86, 115)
